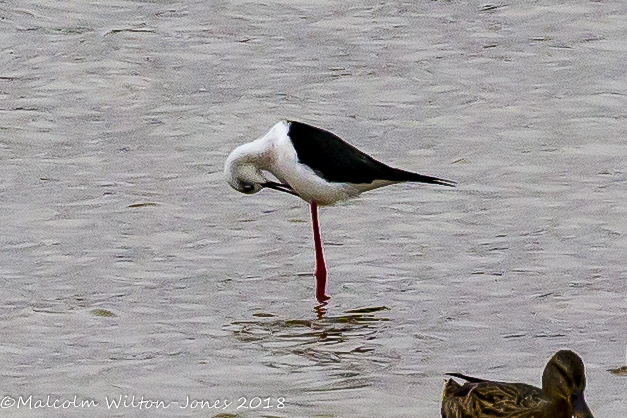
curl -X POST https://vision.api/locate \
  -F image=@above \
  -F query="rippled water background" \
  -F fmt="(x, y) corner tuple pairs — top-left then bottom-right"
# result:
(1, 0), (626, 416)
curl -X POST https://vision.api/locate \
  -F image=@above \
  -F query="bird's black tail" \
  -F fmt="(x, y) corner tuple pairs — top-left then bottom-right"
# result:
(388, 167), (457, 187)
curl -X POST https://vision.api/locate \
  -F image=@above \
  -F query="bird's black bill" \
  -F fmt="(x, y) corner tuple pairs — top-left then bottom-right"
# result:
(261, 182), (300, 197)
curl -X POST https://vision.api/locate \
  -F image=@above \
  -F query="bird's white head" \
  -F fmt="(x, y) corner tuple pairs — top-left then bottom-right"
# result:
(224, 141), (269, 195)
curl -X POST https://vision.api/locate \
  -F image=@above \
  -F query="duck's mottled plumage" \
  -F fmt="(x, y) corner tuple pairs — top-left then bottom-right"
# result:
(441, 350), (594, 418)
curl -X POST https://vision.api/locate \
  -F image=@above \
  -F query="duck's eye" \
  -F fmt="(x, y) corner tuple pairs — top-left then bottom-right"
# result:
(570, 393), (579, 404)
(242, 183), (255, 192)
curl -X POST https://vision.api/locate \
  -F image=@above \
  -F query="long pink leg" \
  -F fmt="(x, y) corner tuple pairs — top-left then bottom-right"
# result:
(310, 202), (329, 303)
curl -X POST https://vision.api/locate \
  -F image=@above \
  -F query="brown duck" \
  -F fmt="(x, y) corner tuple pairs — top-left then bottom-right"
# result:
(441, 350), (594, 418)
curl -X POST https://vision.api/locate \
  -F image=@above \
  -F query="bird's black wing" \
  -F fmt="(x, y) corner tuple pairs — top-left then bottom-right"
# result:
(287, 121), (455, 187)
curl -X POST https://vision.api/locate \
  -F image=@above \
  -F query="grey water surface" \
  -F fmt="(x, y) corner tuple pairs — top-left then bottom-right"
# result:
(1, 0), (626, 417)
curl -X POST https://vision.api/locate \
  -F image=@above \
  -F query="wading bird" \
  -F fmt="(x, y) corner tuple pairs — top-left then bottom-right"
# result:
(225, 120), (455, 303)
(441, 350), (595, 418)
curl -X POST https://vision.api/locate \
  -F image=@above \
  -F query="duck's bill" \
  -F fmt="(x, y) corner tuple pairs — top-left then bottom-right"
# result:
(572, 393), (594, 418)
(261, 182), (299, 197)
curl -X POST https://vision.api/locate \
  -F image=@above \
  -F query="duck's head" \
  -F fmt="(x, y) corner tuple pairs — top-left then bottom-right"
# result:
(542, 350), (594, 418)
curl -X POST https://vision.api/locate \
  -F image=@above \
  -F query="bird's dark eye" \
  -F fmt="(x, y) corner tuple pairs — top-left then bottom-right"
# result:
(570, 394), (579, 404)
(241, 183), (254, 192)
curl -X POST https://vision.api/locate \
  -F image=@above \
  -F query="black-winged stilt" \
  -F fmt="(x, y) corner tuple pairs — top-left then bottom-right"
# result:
(225, 120), (455, 303)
